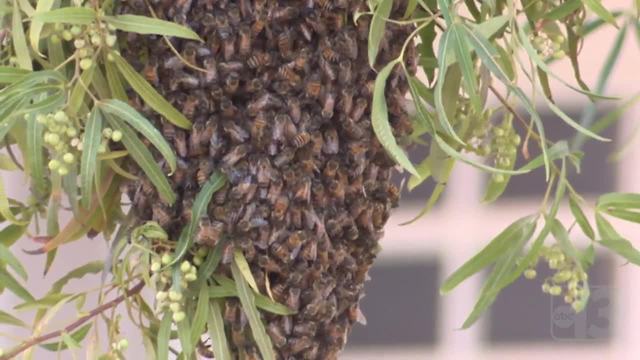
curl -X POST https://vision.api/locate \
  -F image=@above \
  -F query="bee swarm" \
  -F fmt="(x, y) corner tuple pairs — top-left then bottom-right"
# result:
(119, 0), (415, 358)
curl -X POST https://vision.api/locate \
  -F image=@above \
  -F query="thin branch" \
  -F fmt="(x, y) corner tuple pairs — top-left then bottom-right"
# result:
(0, 281), (145, 360)
(4, 139), (24, 171)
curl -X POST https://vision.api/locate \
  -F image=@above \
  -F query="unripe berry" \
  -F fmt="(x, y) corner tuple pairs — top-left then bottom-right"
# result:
(564, 295), (573, 304)
(549, 286), (562, 296)
(36, 114), (47, 124)
(180, 261), (191, 273)
(106, 34), (117, 47)
(155, 291), (167, 301)
(90, 34), (102, 46)
(48, 133), (60, 146)
(168, 291), (182, 302)
(553, 270), (572, 283)
(118, 339), (129, 350)
(111, 130), (123, 142)
(161, 253), (172, 265)
(492, 174), (505, 183)
(74, 39), (86, 49)
(50, 34), (61, 44)
(62, 30), (73, 41)
(102, 128), (113, 139)
(169, 302), (181, 312)
(150, 261), (161, 272)
(173, 311), (186, 323)
(80, 58), (93, 70)
(542, 283), (550, 293)
(66, 128), (78, 137)
(70, 26), (82, 36)
(185, 273), (197, 282)
(524, 269), (537, 279)
(63, 153), (75, 164)
(48, 159), (60, 170)
(58, 166), (69, 176)
(54, 111), (67, 122)
(553, 50), (566, 60)
(193, 256), (203, 266)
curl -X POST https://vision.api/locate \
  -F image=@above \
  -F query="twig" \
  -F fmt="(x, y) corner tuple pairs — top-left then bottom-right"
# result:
(0, 281), (145, 360)
(4, 139), (24, 171)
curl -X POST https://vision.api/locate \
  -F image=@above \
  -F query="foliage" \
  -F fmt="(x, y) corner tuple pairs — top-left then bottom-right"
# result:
(0, 0), (637, 358)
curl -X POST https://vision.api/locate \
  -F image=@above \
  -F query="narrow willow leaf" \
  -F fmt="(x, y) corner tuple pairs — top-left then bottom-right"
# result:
(80, 108), (103, 209)
(169, 172), (226, 266)
(209, 275), (296, 315)
(0, 67), (29, 84)
(67, 65), (96, 117)
(99, 99), (176, 173)
(434, 135), (527, 175)
(40, 323), (92, 351)
(372, 60), (419, 176)
(156, 311), (171, 360)
(583, 0), (618, 28)
(11, 0), (32, 70)
(544, 97), (609, 142)
(545, 0), (582, 20)
(104, 60), (128, 101)
(231, 263), (275, 360)
(462, 221), (535, 328)
(190, 283), (210, 345)
(450, 24), (480, 113)
(473, 14), (509, 39)
(208, 301), (232, 360)
(233, 249), (260, 293)
(601, 208), (640, 224)
(434, 29), (465, 145)
(176, 315), (193, 357)
(569, 195), (595, 240)
(31, 7), (96, 24)
(368, 0), (393, 67)
(50, 261), (103, 294)
(112, 53), (191, 129)
(0, 267), (34, 302)
(254, 294), (296, 315)
(597, 192), (640, 210)
(29, 0), (55, 56)
(196, 242), (223, 284)
(437, 0), (453, 24)
(107, 116), (175, 204)
(0, 243), (27, 280)
(403, 0), (418, 18)
(0, 225), (26, 247)
(401, 182), (447, 225)
(0, 309), (28, 327)
(441, 215), (536, 294)
(0, 177), (27, 225)
(597, 214), (640, 265)
(26, 114), (47, 196)
(407, 156), (431, 191)
(104, 15), (201, 40)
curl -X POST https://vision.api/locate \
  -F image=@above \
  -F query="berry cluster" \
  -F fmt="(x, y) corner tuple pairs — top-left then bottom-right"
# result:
(150, 248), (207, 323)
(524, 245), (589, 311)
(489, 117), (520, 183)
(39, 111), (80, 176)
(531, 32), (566, 60)
(51, 17), (117, 71)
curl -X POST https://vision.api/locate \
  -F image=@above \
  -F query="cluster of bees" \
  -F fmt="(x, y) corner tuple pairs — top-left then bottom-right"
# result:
(119, 0), (414, 358)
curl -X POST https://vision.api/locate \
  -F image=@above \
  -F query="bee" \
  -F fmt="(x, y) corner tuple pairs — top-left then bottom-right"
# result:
(287, 287), (301, 311)
(305, 14), (327, 35)
(282, 168), (296, 187)
(217, 61), (244, 75)
(221, 241), (235, 264)
(277, 30), (293, 58)
(231, 322), (247, 347)
(250, 113), (268, 147)
(188, 120), (206, 156)
(222, 144), (249, 167)
(236, 26), (251, 57)
(301, 240), (318, 262)
(271, 6), (299, 22)
(257, 255), (283, 274)
(161, 121), (176, 142)
(345, 222), (359, 241)
(304, 74), (322, 99)
(152, 203), (172, 228)
(328, 179), (346, 203)
(251, 16), (266, 36)
(321, 91), (336, 119)
(270, 242), (290, 263)
(316, 0), (333, 11)
(290, 337), (313, 354)
(174, 130), (188, 158)
(230, 175), (256, 202)
(299, 23), (313, 42)
(247, 52), (271, 69)
(243, 78), (263, 93)
(323, 159), (339, 179)
(293, 48), (311, 72)
(286, 230), (304, 250)
(294, 177), (312, 203)
(196, 159), (214, 186)
(220, 97), (238, 118)
(322, 127), (339, 155)
(287, 98), (302, 124)
(196, 218), (224, 247)
(289, 206), (303, 229)
(273, 148), (295, 168)
(342, 117), (365, 139)
(338, 31), (359, 60)
(311, 182), (328, 209)
(319, 57), (336, 81)
(278, 65), (302, 87)
(292, 131), (311, 148)
(338, 87), (355, 115)
(303, 345), (320, 360)
(182, 43), (198, 66)
(267, 177), (284, 203)
(222, 120), (249, 143)
(224, 72), (240, 94)
(351, 97), (369, 122)
(201, 58), (218, 84)
(322, 44), (340, 63)
(142, 60), (159, 85)
(247, 93), (283, 115)
(238, 0), (252, 19)
(338, 60), (352, 85)
(267, 322), (287, 348)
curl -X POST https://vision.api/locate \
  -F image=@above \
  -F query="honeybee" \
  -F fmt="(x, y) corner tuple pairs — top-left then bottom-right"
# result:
(278, 65), (302, 87)
(339, 87), (355, 114)
(224, 72), (240, 94)
(221, 241), (235, 264)
(351, 97), (369, 122)
(338, 60), (352, 85)
(217, 61), (244, 74)
(290, 337), (313, 354)
(273, 148), (295, 168)
(323, 159), (339, 178)
(219, 97), (238, 118)
(328, 179), (346, 203)
(304, 74), (322, 99)
(301, 240), (318, 262)
(152, 203), (172, 228)
(247, 92), (283, 115)
(287, 287), (301, 311)
(182, 43), (198, 66)
(342, 117), (365, 139)
(247, 51), (271, 69)
(266, 177), (283, 203)
(270, 242), (290, 263)
(271, 6), (298, 22)
(294, 178), (312, 203)
(267, 322), (287, 348)
(321, 91), (336, 119)
(286, 98), (302, 124)
(196, 218), (224, 247)
(338, 31), (359, 60)
(305, 14), (327, 35)
(174, 130), (188, 158)
(222, 120), (249, 143)
(299, 23), (313, 42)
(291, 131), (311, 148)
(319, 57), (336, 81)
(293, 48), (311, 71)
(251, 15), (266, 36)
(142, 60), (159, 85)
(222, 144), (249, 167)
(277, 30), (293, 58)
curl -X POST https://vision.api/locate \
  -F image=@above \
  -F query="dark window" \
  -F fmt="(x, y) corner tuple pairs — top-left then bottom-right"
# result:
(347, 260), (440, 347)
(486, 254), (613, 343)
(494, 106), (617, 198)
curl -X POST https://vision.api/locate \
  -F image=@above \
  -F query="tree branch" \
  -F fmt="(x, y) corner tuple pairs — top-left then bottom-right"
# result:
(0, 281), (145, 360)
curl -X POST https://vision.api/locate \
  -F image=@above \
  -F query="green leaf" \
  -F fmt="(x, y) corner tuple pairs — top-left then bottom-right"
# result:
(601, 208), (640, 224)
(434, 29), (465, 145)
(0, 225), (26, 247)
(31, 7), (97, 24)
(0, 67), (29, 84)
(50, 261), (103, 294)
(99, 99), (176, 173)
(207, 301), (232, 360)
(0, 243), (27, 280)
(473, 15), (509, 39)
(40, 323), (92, 351)
(0, 267), (34, 302)
(190, 283), (210, 345)
(111, 52), (191, 129)
(372, 60), (419, 176)
(569, 195), (595, 240)
(583, 0), (618, 28)
(168, 172), (226, 266)
(544, 0), (582, 20)
(437, 0), (453, 24)
(176, 313), (193, 356)
(441, 215), (536, 294)
(106, 115), (176, 204)
(231, 262), (275, 360)
(233, 249), (259, 293)
(597, 220), (640, 265)
(0, 177), (27, 225)
(104, 15), (201, 41)
(434, 135), (528, 175)
(450, 24), (481, 113)
(0, 309), (28, 328)
(104, 59), (128, 101)
(401, 182), (447, 225)
(597, 192), (640, 210)
(80, 108), (103, 209)
(29, 0), (55, 56)
(26, 113), (47, 197)
(67, 64), (96, 117)
(11, 0), (32, 70)
(156, 311), (172, 360)
(543, 96), (609, 142)
(368, 0), (393, 67)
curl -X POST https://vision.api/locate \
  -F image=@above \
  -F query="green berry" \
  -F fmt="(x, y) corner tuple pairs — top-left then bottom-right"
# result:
(542, 283), (550, 293)
(80, 58), (93, 70)
(63, 153), (75, 164)
(571, 302), (582, 312)
(66, 128), (78, 137)
(196, 247), (208, 257)
(169, 302), (181, 312)
(118, 339), (129, 350)
(155, 291), (167, 301)
(548, 259), (559, 269)
(150, 261), (161, 272)
(185, 273), (197, 282)
(511, 134), (521, 145)
(77, 48), (90, 58)
(70, 26), (82, 36)
(97, 143), (107, 154)
(492, 174), (505, 183)
(58, 166), (69, 176)
(553, 270), (573, 283)
(553, 50), (566, 60)
(54, 111), (67, 122)
(50, 34), (61, 44)
(173, 311), (186, 323)
(168, 291), (182, 302)
(524, 269), (537, 279)
(62, 30), (73, 41)
(111, 130), (123, 142)
(180, 261), (191, 273)
(193, 256), (203, 266)
(74, 39), (86, 49)
(102, 128), (113, 139)
(564, 295), (573, 304)
(90, 34), (102, 46)
(36, 114), (47, 124)
(161, 253), (172, 265)
(48, 133), (61, 146)
(48, 159), (60, 170)
(106, 34), (117, 47)
(549, 286), (562, 296)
